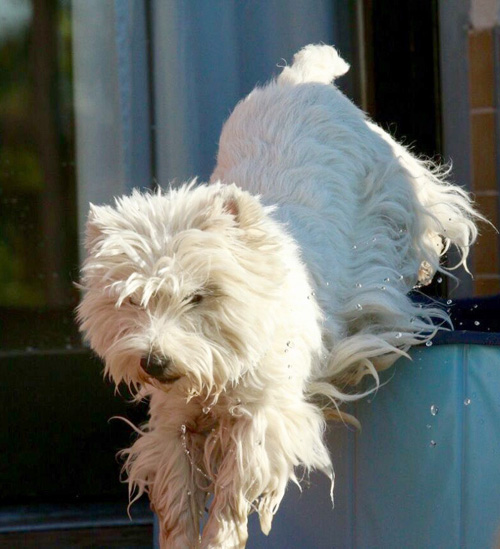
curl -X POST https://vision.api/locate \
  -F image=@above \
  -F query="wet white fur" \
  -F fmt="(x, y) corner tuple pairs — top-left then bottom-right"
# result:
(78, 45), (480, 548)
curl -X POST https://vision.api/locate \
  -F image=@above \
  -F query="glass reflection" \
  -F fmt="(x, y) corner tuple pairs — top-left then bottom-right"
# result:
(0, 0), (79, 350)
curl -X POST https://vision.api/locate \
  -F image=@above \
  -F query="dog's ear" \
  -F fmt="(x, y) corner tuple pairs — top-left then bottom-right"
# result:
(219, 184), (265, 229)
(223, 196), (239, 219)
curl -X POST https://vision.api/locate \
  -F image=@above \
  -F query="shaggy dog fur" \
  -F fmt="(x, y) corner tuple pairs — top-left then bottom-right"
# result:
(78, 45), (481, 548)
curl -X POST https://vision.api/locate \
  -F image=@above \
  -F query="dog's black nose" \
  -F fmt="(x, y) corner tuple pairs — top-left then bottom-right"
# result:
(140, 355), (179, 383)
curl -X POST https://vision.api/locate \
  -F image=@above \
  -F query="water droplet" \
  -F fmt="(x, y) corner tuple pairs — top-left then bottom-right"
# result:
(446, 299), (452, 305)
(380, 285), (386, 291)
(286, 341), (294, 348)
(352, 244), (357, 250)
(180, 424), (187, 434)
(429, 440), (437, 448)
(311, 291), (316, 297)
(430, 405), (439, 416)
(202, 406), (211, 414)
(356, 304), (363, 311)
(425, 340), (433, 347)
(398, 274), (404, 281)
(187, 490), (192, 496)
(426, 424), (432, 429)
(473, 304), (478, 309)
(464, 398), (471, 406)
(355, 283), (363, 288)
(437, 277), (443, 283)
(372, 237), (377, 242)
(474, 320), (480, 326)
(326, 282), (330, 286)
(384, 277), (390, 283)
(395, 332), (402, 339)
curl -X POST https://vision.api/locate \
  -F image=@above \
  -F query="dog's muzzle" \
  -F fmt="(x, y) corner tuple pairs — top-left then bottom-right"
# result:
(140, 355), (180, 383)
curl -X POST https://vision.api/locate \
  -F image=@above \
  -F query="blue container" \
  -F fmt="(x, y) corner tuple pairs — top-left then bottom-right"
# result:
(247, 337), (500, 548)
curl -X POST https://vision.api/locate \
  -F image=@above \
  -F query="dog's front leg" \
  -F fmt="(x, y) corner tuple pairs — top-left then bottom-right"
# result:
(152, 427), (207, 548)
(201, 408), (282, 549)
(200, 400), (332, 548)
(201, 476), (250, 548)
(124, 395), (206, 548)
(202, 487), (250, 549)
(201, 418), (254, 549)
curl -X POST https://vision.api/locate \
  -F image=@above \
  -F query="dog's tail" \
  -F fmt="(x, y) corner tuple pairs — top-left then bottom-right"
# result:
(278, 44), (349, 85)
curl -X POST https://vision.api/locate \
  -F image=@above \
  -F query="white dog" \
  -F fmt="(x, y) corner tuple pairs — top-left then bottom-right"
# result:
(78, 45), (480, 548)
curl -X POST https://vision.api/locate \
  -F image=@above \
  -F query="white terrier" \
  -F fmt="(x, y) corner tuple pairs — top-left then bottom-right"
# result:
(78, 45), (480, 548)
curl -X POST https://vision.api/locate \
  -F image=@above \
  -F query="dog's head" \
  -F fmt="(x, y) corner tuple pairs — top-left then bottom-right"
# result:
(77, 182), (288, 396)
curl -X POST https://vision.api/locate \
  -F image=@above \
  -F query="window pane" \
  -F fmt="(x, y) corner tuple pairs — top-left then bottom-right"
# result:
(0, 0), (80, 350)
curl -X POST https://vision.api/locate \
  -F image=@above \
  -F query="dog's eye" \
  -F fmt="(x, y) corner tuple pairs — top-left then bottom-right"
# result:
(185, 293), (204, 305)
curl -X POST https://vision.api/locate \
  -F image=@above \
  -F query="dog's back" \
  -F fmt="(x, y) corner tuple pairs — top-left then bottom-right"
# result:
(212, 44), (481, 387)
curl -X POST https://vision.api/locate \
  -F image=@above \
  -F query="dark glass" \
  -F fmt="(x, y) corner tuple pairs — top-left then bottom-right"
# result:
(0, 4), (149, 507)
(0, 0), (80, 350)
